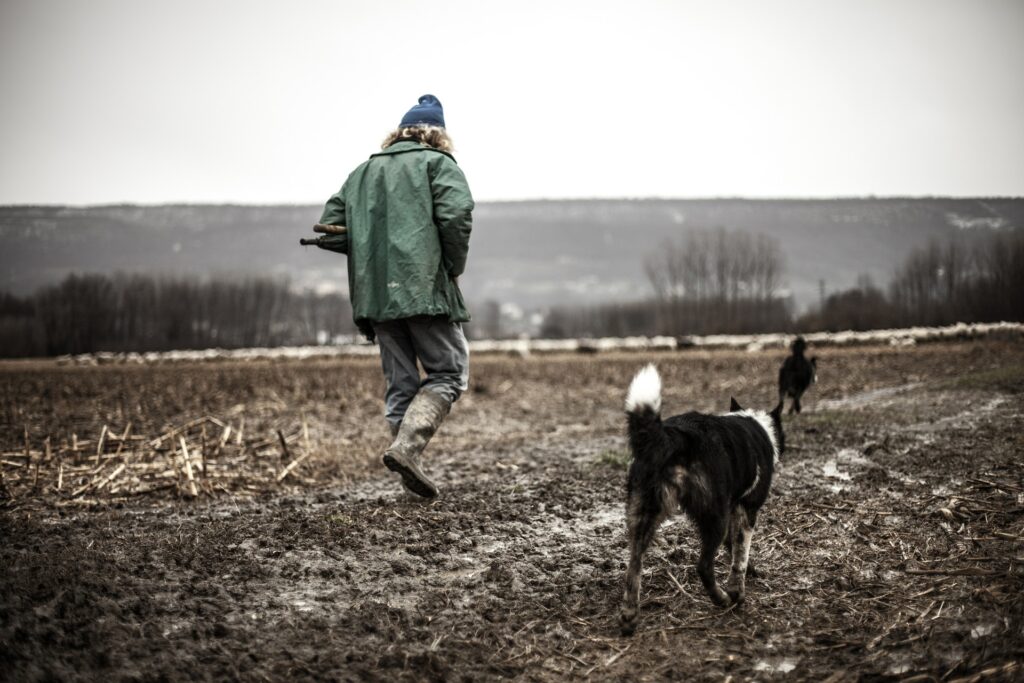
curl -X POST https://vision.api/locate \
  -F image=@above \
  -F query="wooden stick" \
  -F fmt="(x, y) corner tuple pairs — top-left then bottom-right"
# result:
(904, 567), (1002, 577)
(96, 425), (108, 461)
(95, 463), (126, 491)
(665, 568), (688, 596)
(201, 424), (208, 477)
(968, 477), (1022, 493)
(179, 437), (199, 498)
(111, 429), (128, 459)
(120, 422), (132, 441)
(148, 416), (223, 449)
(70, 464), (104, 496)
(948, 661), (1020, 683)
(149, 416), (208, 448)
(604, 644), (631, 667)
(277, 430), (291, 462)
(313, 223), (348, 234)
(277, 451), (311, 482)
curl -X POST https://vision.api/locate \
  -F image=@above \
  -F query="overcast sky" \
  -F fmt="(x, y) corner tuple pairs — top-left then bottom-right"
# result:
(1, 0), (1022, 205)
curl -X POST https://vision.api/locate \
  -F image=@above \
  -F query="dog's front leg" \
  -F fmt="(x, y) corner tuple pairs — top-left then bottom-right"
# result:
(620, 499), (661, 636)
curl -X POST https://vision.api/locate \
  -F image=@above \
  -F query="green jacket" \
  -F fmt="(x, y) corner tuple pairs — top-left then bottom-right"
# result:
(319, 140), (474, 335)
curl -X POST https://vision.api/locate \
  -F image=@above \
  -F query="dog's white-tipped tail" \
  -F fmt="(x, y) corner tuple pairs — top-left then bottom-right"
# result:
(625, 364), (662, 415)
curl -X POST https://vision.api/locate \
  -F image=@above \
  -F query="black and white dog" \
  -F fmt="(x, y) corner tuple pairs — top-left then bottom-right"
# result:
(778, 336), (817, 414)
(619, 365), (783, 636)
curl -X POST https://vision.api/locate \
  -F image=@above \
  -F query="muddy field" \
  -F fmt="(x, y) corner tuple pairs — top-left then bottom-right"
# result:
(2, 340), (1023, 681)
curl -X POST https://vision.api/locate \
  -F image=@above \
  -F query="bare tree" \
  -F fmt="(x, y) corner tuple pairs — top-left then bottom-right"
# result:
(642, 228), (788, 335)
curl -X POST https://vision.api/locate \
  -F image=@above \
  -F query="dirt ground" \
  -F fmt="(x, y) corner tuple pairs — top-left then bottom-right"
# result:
(2, 340), (1023, 682)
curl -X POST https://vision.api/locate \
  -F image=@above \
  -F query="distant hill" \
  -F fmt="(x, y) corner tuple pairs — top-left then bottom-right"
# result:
(2, 198), (1021, 313)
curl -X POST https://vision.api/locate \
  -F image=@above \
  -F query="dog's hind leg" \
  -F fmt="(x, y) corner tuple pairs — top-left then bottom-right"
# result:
(620, 502), (662, 636)
(721, 511), (757, 577)
(725, 531), (759, 578)
(695, 511), (731, 607)
(726, 506), (754, 604)
(744, 509), (761, 578)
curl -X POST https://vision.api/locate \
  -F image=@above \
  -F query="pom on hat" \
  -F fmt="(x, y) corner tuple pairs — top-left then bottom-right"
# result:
(399, 94), (445, 129)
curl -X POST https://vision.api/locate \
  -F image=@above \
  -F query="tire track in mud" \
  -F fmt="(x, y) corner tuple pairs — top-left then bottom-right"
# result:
(790, 382), (1014, 497)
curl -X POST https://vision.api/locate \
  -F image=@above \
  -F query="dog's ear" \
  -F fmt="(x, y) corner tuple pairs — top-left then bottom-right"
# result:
(729, 397), (742, 412)
(770, 401), (783, 420)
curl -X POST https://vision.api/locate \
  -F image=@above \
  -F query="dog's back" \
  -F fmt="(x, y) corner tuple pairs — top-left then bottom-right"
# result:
(654, 411), (775, 513)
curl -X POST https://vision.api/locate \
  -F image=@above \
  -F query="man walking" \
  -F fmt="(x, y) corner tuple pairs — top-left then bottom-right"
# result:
(318, 94), (474, 498)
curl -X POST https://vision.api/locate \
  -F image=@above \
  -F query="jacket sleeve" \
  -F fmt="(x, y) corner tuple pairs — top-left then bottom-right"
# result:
(430, 156), (474, 277)
(317, 183), (348, 254)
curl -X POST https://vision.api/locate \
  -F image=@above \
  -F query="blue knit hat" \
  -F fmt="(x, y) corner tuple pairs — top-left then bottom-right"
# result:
(399, 94), (445, 129)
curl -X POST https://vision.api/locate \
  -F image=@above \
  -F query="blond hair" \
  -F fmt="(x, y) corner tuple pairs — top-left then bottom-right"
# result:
(381, 126), (454, 153)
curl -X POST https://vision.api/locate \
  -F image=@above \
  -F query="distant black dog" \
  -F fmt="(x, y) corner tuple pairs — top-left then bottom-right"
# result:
(778, 336), (817, 414)
(619, 365), (783, 636)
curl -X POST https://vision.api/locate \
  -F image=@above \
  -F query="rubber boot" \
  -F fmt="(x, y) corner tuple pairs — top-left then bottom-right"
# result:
(382, 389), (449, 498)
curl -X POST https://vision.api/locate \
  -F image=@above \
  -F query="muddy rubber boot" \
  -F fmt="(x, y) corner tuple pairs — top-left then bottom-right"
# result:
(382, 390), (449, 498)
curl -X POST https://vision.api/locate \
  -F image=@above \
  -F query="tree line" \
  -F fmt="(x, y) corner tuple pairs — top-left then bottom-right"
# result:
(3, 228), (1021, 357)
(542, 227), (1024, 339)
(0, 274), (357, 357)
(796, 229), (1024, 332)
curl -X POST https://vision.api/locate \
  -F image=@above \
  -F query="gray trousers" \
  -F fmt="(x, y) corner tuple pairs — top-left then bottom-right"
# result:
(372, 316), (470, 430)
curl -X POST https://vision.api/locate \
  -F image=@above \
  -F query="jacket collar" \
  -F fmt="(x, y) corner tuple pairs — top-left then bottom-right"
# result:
(370, 140), (456, 162)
